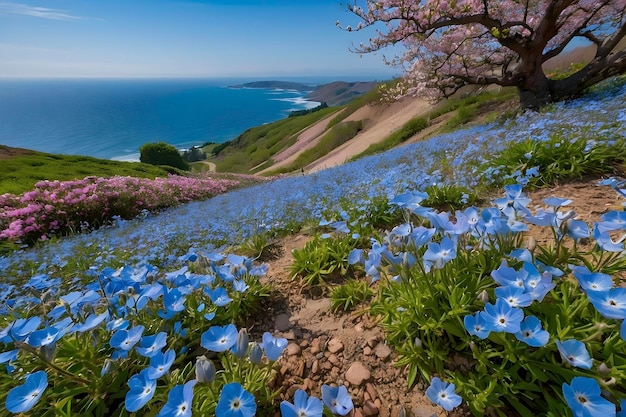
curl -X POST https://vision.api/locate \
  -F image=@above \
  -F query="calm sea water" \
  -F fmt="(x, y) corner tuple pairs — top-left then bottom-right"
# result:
(0, 78), (323, 161)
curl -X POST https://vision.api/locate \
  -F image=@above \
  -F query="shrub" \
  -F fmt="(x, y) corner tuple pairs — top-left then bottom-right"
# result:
(140, 142), (190, 171)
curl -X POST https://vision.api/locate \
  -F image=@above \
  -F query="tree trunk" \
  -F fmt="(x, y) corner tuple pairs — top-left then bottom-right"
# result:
(516, 59), (554, 110)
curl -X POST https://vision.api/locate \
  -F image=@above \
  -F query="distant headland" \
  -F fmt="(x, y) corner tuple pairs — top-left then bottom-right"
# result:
(229, 80), (379, 106)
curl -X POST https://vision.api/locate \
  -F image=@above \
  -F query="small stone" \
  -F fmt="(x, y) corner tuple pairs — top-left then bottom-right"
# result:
(328, 354), (341, 365)
(286, 343), (301, 356)
(363, 400), (379, 417)
(363, 346), (372, 356)
(345, 362), (371, 386)
(412, 406), (437, 417)
(294, 361), (305, 378)
(311, 360), (319, 374)
(310, 338), (321, 354)
(275, 313), (291, 331)
(365, 383), (378, 402)
(328, 338), (344, 354)
(366, 336), (378, 348)
(374, 344), (392, 361)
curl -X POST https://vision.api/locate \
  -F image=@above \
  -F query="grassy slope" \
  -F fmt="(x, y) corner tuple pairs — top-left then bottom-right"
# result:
(0, 146), (175, 195)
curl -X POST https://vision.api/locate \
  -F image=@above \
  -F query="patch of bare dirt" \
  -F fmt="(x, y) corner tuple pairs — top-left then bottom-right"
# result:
(0, 145), (35, 160)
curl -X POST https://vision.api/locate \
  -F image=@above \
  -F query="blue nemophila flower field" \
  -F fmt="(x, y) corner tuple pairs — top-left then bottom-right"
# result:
(0, 78), (626, 416)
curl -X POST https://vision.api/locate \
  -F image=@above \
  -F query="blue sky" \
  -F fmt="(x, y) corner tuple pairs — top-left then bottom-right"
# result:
(0, 0), (399, 78)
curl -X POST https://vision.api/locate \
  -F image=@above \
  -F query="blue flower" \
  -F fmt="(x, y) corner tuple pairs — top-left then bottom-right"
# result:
(463, 312), (490, 339)
(232, 328), (249, 359)
(556, 339), (593, 369)
(480, 298), (524, 334)
(562, 377), (615, 417)
(146, 349), (176, 379)
(27, 326), (62, 348)
(249, 342), (263, 364)
(587, 288), (626, 319)
(195, 355), (216, 383)
(260, 332), (288, 361)
(280, 389), (323, 417)
(136, 332), (167, 357)
(74, 311), (109, 333)
(572, 266), (614, 292)
(567, 219), (589, 240)
(543, 196), (572, 207)
(157, 379), (197, 417)
(110, 325), (145, 351)
(425, 377), (462, 411)
(495, 286), (532, 308)
(125, 369), (156, 412)
(593, 224), (624, 252)
(201, 324), (238, 352)
(321, 384), (354, 416)
(205, 286), (233, 307)
(423, 236), (456, 272)
(621, 319), (626, 342)
(215, 382), (257, 417)
(6, 370), (48, 413)
(514, 316), (549, 347)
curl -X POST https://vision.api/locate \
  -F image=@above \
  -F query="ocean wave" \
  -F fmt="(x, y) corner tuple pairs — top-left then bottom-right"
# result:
(271, 96), (321, 109)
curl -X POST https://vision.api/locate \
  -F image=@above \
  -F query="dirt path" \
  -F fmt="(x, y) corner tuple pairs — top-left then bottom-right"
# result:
(306, 96), (431, 173)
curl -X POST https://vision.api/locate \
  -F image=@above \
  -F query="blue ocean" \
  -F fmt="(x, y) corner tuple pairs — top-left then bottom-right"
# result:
(0, 78), (326, 161)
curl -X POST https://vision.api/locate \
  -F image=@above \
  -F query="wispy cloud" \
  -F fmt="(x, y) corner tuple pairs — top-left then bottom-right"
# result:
(0, 2), (84, 20)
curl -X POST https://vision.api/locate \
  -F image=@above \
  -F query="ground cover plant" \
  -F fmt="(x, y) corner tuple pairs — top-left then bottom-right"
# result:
(0, 175), (240, 252)
(0, 78), (626, 416)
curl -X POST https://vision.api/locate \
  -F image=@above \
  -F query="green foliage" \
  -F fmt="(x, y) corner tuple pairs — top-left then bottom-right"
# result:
(485, 133), (626, 188)
(422, 183), (477, 212)
(0, 146), (172, 195)
(330, 278), (375, 312)
(238, 232), (283, 262)
(290, 234), (359, 287)
(139, 141), (190, 170)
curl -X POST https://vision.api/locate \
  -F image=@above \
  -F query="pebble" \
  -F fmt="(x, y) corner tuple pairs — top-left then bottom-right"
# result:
(328, 354), (340, 365)
(286, 343), (301, 356)
(363, 400), (379, 416)
(366, 336), (379, 348)
(363, 346), (372, 356)
(412, 406), (437, 417)
(274, 313), (291, 331)
(311, 360), (319, 374)
(327, 338), (344, 354)
(374, 344), (392, 361)
(365, 383), (378, 402)
(345, 362), (371, 386)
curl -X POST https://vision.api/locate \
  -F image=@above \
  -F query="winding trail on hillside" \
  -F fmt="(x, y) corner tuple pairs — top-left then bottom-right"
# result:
(257, 110), (344, 174)
(306, 96), (431, 172)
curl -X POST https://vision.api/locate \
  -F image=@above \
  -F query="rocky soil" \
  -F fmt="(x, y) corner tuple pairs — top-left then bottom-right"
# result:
(245, 180), (625, 417)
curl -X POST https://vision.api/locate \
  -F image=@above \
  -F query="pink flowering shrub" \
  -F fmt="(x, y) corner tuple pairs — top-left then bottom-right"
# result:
(0, 175), (239, 244)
